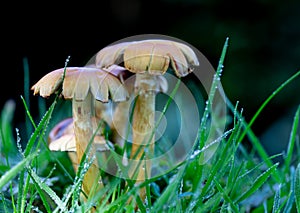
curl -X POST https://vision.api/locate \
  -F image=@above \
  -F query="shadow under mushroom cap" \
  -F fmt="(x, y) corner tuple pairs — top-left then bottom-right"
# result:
(31, 67), (129, 102)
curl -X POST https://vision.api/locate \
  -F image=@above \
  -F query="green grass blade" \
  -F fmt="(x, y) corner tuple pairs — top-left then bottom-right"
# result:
(20, 95), (37, 131)
(235, 70), (300, 183)
(86, 178), (120, 211)
(0, 100), (17, 161)
(235, 162), (279, 203)
(17, 98), (57, 212)
(22, 96), (56, 157)
(284, 106), (300, 174)
(226, 97), (282, 182)
(20, 172), (32, 213)
(237, 153), (282, 181)
(199, 129), (235, 197)
(99, 177), (146, 213)
(186, 128), (237, 212)
(295, 163), (300, 213)
(30, 178), (52, 212)
(283, 167), (295, 213)
(0, 101), (18, 212)
(22, 95), (74, 183)
(272, 184), (281, 213)
(227, 157), (245, 197)
(25, 190), (40, 213)
(199, 37), (229, 148)
(238, 69), (300, 143)
(21, 56), (70, 156)
(18, 96), (60, 212)
(243, 126), (281, 182)
(23, 57), (33, 140)
(213, 179), (239, 213)
(28, 167), (65, 212)
(0, 152), (37, 189)
(71, 157), (93, 208)
(52, 174), (85, 213)
(150, 37), (230, 212)
(16, 168), (25, 213)
(150, 169), (185, 212)
(0, 192), (10, 213)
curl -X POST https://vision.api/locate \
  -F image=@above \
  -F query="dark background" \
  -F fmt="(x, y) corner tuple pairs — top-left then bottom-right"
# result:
(1, 0), (299, 156)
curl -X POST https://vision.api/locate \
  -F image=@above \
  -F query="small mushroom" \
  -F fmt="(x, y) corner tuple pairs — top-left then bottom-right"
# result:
(48, 117), (113, 173)
(31, 66), (128, 198)
(96, 38), (199, 200)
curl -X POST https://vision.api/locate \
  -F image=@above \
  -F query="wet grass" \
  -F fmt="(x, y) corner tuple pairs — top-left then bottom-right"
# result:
(0, 39), (299, 213)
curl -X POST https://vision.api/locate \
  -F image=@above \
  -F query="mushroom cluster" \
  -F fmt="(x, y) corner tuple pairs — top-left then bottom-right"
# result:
(96, 39), (199, 200)
(31, 66), (128, 198)
(31, 37), (199, 206)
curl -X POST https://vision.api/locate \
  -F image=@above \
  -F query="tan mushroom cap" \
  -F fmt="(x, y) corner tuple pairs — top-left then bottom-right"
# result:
(48, 117), (112, 152)
(96, 39), (199, 77)
(31, 67), (128, 102)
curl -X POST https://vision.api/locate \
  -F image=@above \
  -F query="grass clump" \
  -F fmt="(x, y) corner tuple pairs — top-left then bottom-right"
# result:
(0, 38), (299, 213)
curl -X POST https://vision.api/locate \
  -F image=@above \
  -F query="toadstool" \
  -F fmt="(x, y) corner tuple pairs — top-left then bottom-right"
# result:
(48, 117), (113, 174)
(95, 38), (199, 200)
(31, 66), (128, 198)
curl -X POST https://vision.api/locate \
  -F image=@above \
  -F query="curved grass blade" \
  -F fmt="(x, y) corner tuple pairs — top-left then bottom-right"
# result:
(238, 69), (300, 144)
(154, 37), (230, 213)
(237, 71), (300, 179)
(226, 70), (300, 183)
(21, 96), (57, 157)
(283, 167), (295, 213)
(18, 97), (57, 212)
(199, 37), (229, 149)
(272, 184), (281, 213)
(226, 99), (282, 182)
(1, 192), (16, 213)
(213, 179), (239, 213)
(295, 163), (300, 213)
(28, 167), (65, 212)
(237, 153), (282, 181)
(29, 178), (52, 213)
(17, 56), (71, 213)
(235, 162), (279, 203)
(284, 106), (299, 174)
(22, 55), (70, 157)
(0, 152), (37, 190)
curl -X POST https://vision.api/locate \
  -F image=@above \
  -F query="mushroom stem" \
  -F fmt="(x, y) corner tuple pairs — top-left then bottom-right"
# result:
(72, 92), (103, 197)
(130, 72), (157, 199)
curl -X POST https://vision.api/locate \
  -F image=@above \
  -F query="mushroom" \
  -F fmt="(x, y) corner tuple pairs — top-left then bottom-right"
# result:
(95, 38), (199, 200)
(48, 117), (113, 174)
(31, 66), (128, 198)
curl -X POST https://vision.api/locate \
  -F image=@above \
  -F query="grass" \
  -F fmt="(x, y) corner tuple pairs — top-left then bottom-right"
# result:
(0, 38), (300, 213)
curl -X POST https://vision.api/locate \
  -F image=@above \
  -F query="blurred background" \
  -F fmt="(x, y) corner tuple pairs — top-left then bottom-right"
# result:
(1, 0), (299, 159)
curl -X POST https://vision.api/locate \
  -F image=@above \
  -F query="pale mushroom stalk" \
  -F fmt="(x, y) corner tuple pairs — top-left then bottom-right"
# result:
(109, 73), (166, 184)
(72, 92), (103, 196)
(130, 73), (157, 185)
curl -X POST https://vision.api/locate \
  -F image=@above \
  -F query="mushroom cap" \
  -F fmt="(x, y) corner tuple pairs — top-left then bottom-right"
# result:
(31, 67), (129, 102)
(48, 117), (112, 152)
(96, 39), (199, 77)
